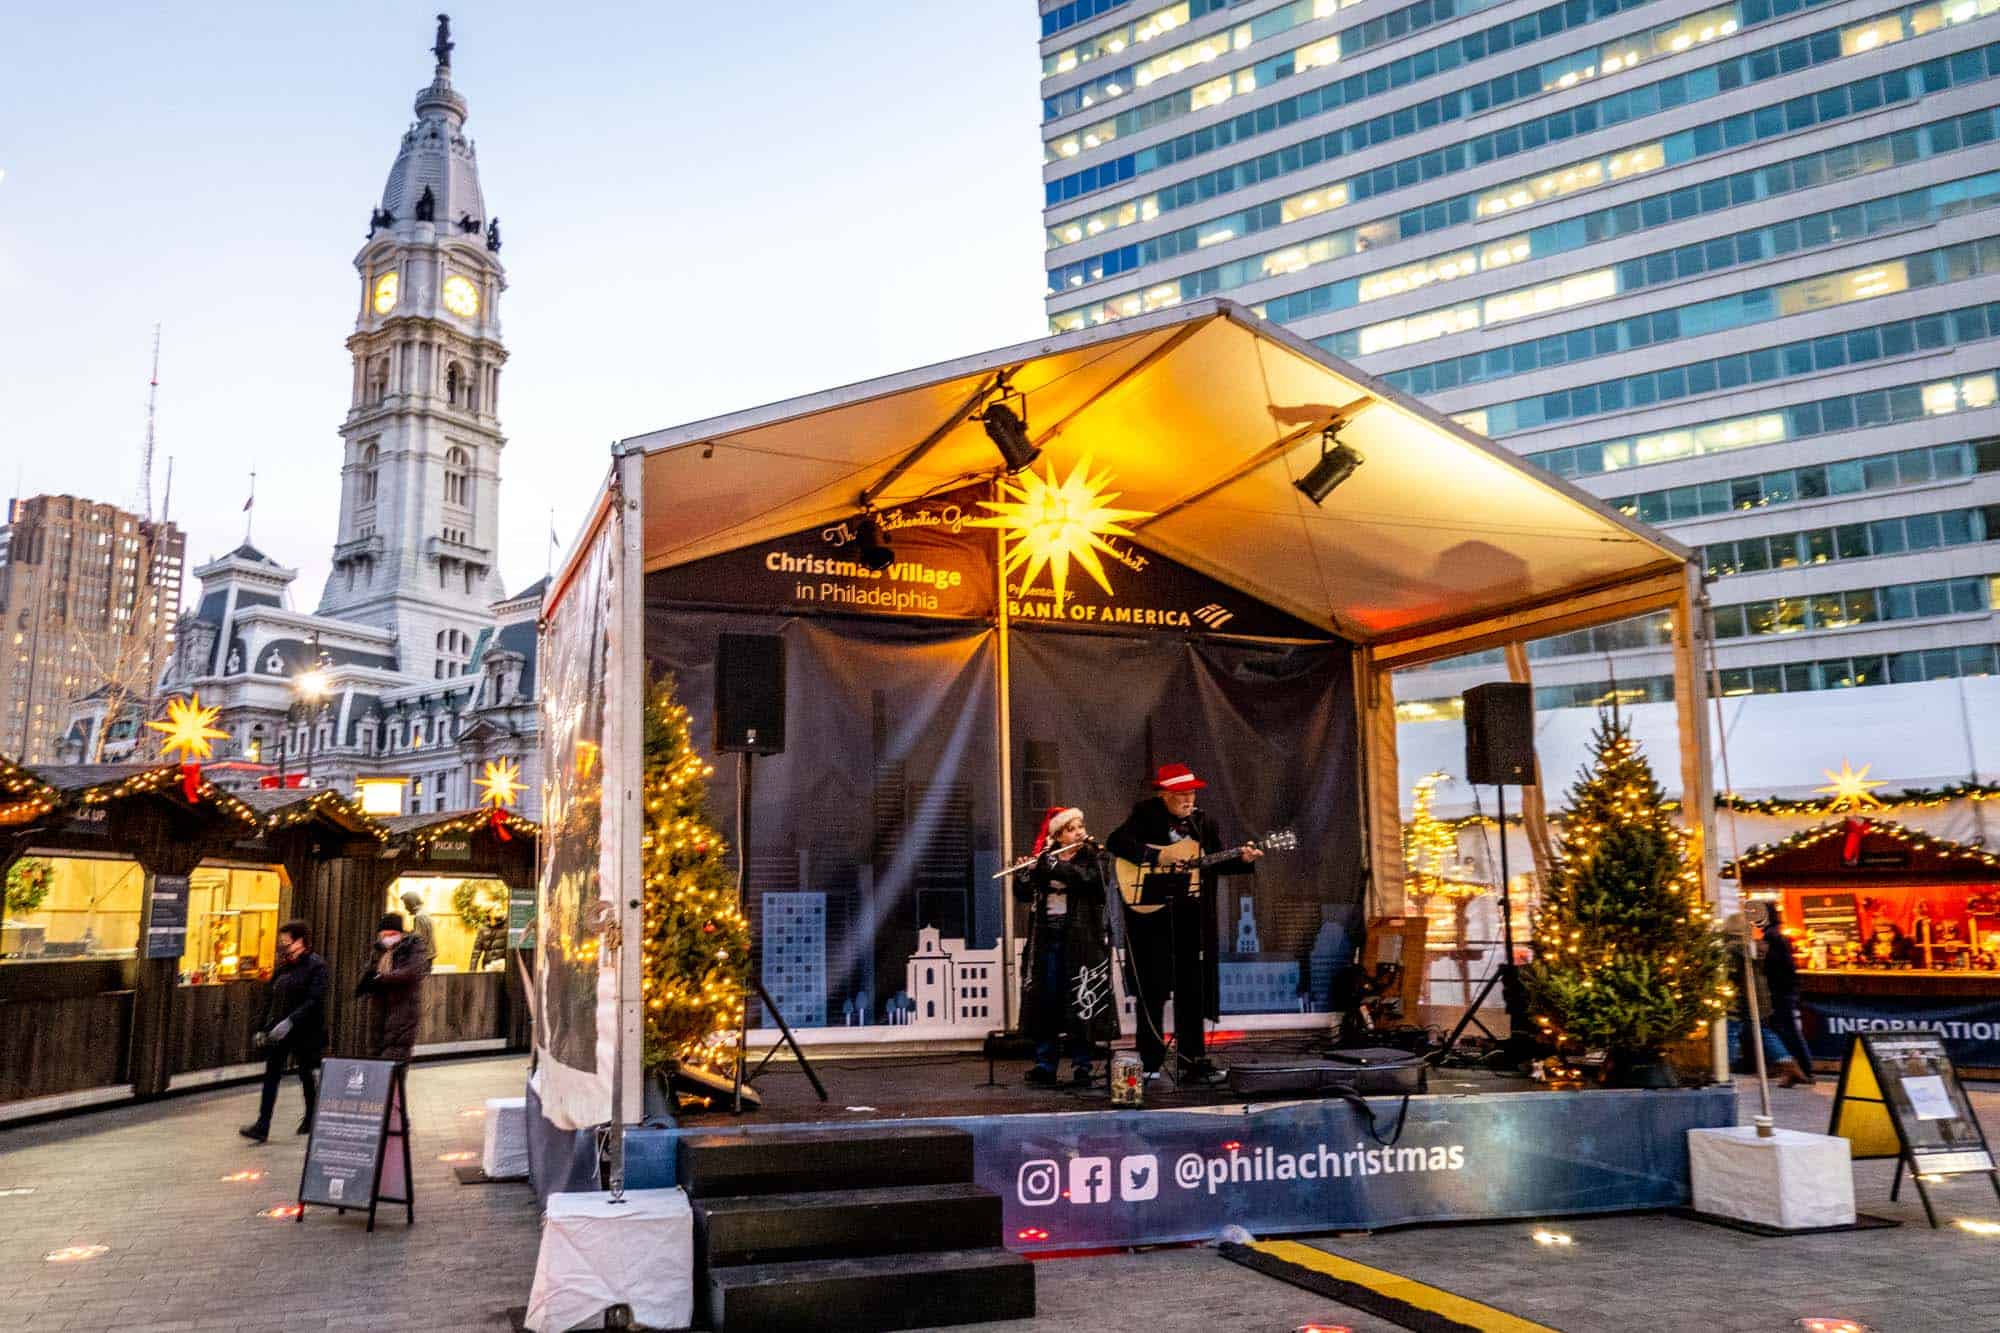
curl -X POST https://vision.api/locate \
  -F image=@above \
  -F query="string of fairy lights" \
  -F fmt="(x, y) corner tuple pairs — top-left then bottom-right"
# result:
(0, 756), (58, 827)
(1725, 818), (2000, 875)
(2, 700), (537, 846)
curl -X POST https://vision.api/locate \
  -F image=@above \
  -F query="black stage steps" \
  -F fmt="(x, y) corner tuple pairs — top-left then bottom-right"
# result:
(680, 1127), (1033, 1331)
(679, 1124), (975, 1197)
(697, 1182), (1002, 1267)
(706, 1249), (1034, 1332)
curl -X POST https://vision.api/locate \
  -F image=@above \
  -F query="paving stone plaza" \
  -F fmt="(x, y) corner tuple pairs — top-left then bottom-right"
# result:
(4, 1055), (1999, 1332)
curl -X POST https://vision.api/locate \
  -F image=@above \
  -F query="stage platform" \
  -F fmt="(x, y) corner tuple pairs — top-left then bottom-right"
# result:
(612, 1040), (1737, 1252)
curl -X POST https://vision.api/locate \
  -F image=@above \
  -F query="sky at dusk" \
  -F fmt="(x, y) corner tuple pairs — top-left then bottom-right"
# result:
(0, 2), (1048, 603)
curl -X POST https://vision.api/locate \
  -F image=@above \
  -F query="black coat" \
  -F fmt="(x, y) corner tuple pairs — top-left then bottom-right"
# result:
(1106, 796), (1254, 1024)
(262, 951), (330, 1068)
(1016, 846), (1121, 1046)
(355, 936), (431, 1062)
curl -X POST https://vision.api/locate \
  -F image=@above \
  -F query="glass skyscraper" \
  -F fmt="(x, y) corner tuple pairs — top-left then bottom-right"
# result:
(1039, 0), (2000, 719)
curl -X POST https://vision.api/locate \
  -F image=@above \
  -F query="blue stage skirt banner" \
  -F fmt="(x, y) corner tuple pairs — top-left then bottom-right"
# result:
(1800, 991), (2000, 1066)
(626, 1087), (1732, 1250)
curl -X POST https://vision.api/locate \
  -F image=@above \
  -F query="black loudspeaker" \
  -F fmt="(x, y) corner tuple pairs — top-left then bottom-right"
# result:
(1463, 681), (1534, 785)
(715, 633), (785, 755)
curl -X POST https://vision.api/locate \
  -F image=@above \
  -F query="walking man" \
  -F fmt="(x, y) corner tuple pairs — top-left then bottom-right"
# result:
(239, 920), (328, 1142)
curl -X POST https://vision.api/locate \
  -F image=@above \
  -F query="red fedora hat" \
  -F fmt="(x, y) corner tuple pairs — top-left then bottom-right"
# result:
(1153, 763), (1207, 792)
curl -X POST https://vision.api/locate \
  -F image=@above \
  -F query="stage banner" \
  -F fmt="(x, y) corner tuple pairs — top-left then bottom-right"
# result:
(644, 603), (1002, 1033)
(647, 475), (1330, 641)
(619, 1085), (1734, 1249)
(535, 498), (622, 1130)
(1008, 630), (1361, 1015)
(650, 486), (995, 623)
(1799, 991), (2000, 1066)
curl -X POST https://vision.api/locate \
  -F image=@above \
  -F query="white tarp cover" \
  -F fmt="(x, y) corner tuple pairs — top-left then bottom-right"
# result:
(533, 498), (628, 1130)
(624, 301), (1688, 644)
(525, 1188), (693, 1332)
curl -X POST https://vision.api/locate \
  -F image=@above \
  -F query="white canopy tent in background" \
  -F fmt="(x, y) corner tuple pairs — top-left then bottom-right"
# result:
(545, 300), (1721, 1120)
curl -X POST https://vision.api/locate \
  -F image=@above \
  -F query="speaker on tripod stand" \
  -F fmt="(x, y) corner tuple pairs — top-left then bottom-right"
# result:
(715, 633), (827, 1110)
(1432, 682), (1539, 1067)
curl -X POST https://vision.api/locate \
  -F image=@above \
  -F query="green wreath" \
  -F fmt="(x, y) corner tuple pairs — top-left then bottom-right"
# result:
(451, 879), (507, 931)
(5, 858), (54, 919)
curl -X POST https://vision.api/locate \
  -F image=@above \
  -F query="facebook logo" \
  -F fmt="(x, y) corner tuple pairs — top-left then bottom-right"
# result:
(1068, 1156), (1112, 1204)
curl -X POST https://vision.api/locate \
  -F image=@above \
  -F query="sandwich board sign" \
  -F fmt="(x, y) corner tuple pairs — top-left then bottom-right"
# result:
(1828, 1032), (2000, 1226)
(296, 1057), (413, 1230)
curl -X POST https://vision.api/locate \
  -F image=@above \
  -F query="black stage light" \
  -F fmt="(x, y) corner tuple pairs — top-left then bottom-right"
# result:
(855, 514), (895, 571)
(981, 401), (1041, 474)
(1295, 426), (1363, 506)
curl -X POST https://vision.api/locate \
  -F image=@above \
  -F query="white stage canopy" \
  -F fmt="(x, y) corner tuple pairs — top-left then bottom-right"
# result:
(619, 301), (1693, 653)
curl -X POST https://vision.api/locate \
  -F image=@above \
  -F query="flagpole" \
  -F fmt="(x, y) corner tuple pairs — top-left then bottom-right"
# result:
(243, 468), (256, 544)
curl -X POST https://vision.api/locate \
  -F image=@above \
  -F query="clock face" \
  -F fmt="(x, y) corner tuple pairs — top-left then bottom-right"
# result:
(441, 274), (480, 318)
(372, 271), (399, 314)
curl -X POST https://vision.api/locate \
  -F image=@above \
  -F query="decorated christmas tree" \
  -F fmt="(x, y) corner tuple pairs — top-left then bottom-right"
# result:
(1523, 713), (1727, 1079)
(637, 674), (751, 1075)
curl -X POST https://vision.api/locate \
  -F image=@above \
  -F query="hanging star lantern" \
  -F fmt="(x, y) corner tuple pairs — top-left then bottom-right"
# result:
(971, 454), (1153, 607)
(477, 758), (523, 841)
(146, 694), (230, 801)
(1816, 759), (1887, 813)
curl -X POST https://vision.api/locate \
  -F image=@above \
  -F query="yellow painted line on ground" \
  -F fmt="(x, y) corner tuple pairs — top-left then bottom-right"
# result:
(1252, 1239), (1561, 1333)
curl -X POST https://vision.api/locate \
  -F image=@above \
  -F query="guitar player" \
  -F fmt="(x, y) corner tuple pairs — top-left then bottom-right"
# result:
(1106, 763), (1263, 1085)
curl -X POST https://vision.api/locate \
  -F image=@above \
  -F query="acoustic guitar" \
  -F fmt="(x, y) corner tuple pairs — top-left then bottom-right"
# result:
(1114, 829), (1298, 909)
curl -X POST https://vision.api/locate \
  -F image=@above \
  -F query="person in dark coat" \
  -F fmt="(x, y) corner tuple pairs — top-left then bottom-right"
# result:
(1016, 806), (1121, 1088)
(1106, 763), (1261, 1083)
(356, 913), (431, 1062)
(1754, 901), (1816, 1087)
(239, 920), (329, 1142)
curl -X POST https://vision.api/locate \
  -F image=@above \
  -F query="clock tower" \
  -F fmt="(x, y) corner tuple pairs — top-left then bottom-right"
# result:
(321, 15), (508, 682)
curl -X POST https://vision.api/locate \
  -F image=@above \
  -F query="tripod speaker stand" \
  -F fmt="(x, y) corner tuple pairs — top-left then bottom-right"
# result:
(714, 633), (827, 1113)
(1431, 682), (1537, 1068)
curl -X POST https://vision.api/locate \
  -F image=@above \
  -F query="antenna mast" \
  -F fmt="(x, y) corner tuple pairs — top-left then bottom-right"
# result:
(140, 325), (161, 520)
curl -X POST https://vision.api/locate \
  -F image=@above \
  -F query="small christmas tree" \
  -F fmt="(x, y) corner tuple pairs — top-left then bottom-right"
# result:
(637, 674), (751, 1075)
(1523, 712), (1727, 1079)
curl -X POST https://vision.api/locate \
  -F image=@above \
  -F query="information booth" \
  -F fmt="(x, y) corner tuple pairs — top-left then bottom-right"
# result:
(1733, 816), (2000, 1076)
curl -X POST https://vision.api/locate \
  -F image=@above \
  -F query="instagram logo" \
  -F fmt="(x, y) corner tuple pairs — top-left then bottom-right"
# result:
(1017, 1158), (1061, 1207)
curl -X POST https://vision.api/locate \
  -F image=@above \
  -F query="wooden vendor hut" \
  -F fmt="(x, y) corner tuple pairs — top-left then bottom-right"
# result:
(0, 762), (260, 1116)
(1, 762), (537, 1122)
(365, 808), (538, 1057)
(1733, 816), (2000, 1076)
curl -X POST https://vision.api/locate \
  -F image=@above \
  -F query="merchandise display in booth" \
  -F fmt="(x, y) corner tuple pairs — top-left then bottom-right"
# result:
(1732, 816), (2000, 1071)
(0, 856), (144, 962)
(385, 876), (510, 973)
(178, 866), (282, 984)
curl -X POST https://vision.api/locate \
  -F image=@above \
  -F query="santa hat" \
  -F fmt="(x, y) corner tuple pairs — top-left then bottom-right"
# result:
(1033, 805), (1085, 855)
(1153, 762), (1207, 792)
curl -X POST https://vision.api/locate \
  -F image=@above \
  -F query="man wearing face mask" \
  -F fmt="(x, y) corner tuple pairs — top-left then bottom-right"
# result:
(239, 921), (328, 1142)
(355, 912), (432, 1063)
